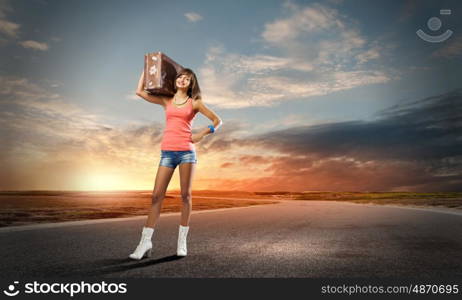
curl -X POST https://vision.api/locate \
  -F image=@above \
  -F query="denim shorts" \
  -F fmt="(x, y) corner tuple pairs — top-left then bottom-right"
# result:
(159, 150), (197, 168)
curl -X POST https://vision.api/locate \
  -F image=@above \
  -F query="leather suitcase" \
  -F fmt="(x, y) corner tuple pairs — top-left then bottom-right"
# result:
(144, 52), (184, 96)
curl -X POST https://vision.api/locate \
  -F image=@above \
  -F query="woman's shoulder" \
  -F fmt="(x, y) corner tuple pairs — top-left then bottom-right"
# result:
(192, 96), (202, 103)
(161, 96), (173, 109)
(192, 96), (201, 112)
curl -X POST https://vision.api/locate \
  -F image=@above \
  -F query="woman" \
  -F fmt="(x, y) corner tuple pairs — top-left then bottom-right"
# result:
(129, 67), (222, 259)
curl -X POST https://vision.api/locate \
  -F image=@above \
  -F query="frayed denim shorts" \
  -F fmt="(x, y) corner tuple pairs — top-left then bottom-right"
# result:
(159, 150), (197, 169)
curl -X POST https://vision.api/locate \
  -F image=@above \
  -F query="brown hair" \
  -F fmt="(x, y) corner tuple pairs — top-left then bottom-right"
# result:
(174, 68), (202, 100)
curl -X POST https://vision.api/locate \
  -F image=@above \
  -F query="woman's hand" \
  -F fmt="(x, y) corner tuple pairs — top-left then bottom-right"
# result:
(136, 69), (146, 94)
(191, 133), (204, 144)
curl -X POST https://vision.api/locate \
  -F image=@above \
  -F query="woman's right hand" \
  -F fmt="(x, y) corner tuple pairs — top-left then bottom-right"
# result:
(191, 133), (204, 144)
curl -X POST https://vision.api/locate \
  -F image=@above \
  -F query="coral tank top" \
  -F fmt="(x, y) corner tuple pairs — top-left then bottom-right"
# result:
(160, 97), (198, 151)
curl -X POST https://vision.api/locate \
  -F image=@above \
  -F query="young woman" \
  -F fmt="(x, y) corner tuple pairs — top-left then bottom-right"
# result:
(129, 67), (222, 259)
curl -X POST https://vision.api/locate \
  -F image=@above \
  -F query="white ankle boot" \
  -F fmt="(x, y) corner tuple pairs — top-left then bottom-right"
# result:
(177, 225), (189, 256)
(129, 226), (154, 260)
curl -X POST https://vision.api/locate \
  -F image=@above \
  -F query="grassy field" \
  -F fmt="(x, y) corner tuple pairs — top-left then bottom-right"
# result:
(1, 190), (460, 228)
(0, 191), (277, 228)
(255, 191), (462, 209)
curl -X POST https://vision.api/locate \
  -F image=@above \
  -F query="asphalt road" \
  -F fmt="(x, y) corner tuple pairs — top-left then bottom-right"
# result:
(0, 200), (461, 279)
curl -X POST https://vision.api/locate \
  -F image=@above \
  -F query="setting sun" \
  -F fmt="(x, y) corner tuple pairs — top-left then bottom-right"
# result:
(78, 172), (125, 191)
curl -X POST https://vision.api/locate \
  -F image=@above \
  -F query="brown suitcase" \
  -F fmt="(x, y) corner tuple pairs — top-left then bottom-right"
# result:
(144, 52), (184, 96)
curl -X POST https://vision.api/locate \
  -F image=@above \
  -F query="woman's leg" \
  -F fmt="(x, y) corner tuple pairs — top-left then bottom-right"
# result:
(145, 165), (175, 228)
(178, 162), (196, 226)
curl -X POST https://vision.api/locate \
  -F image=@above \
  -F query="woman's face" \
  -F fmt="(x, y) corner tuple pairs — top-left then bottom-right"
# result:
(176, 74), (192, 89)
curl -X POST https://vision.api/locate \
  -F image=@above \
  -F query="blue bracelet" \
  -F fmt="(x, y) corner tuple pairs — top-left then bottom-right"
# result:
(208, 125), (215, 133)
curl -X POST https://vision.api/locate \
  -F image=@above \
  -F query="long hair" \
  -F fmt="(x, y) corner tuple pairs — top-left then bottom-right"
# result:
(173, 68), (202, 100)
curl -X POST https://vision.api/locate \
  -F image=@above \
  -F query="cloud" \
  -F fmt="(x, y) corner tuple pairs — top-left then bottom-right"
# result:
(0, 76), (108, 144)
(238, 155), (272, 165)
(0, 18), (19, 37)
(125, 93), (139, 100)
(262, 3), (341, 44)
(326, 0), (344, 4)
(0, 0), (20, 38)
(248, 71), (389, 98)
(184, 12), (203, 22)
(198, 88), (462, 192)
(0, 0), (13, 19)
(432, 35), (462, 59)
(356, 46), (381, 64)
(1, 76), (460, 191)
(253, 88), (462, 161)
(199, 2), (391, 109)
(0, 76), (165, 190)
(19, 40), (49, 51)
(397, 0), (419, 22)
(199, 46), (390, 109)
(260, 2), (377, 68)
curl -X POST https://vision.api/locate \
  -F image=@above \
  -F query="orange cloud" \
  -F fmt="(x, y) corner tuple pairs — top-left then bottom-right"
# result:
(1, 76), (461, 192)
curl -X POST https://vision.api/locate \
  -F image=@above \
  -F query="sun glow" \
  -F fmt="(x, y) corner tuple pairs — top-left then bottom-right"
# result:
(78, 172), (125, 191)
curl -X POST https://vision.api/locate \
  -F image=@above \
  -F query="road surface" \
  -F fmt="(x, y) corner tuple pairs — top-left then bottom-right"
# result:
(0, 200), (461, 279)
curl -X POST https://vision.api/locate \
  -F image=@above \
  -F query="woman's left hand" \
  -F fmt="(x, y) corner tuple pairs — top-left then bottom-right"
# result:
(191, 133), (204, 144)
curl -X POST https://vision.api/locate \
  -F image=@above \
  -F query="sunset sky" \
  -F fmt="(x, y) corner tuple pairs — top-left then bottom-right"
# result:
(1, 0), (461, 192)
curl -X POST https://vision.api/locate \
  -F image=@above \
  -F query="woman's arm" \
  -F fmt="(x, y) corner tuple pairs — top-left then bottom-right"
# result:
(191, 99), (223, 143)
(135, 69), (167, 107)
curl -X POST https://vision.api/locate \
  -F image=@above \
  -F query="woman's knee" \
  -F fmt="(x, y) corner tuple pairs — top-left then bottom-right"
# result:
(181, 193), (192, 203)
(152, 193), (165, 205)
